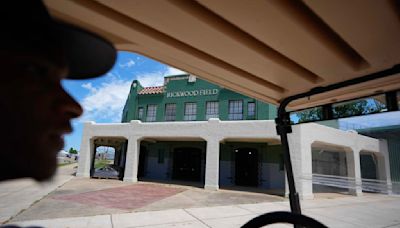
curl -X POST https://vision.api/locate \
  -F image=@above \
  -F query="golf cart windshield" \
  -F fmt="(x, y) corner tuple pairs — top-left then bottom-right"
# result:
(43, 0), (400, 227)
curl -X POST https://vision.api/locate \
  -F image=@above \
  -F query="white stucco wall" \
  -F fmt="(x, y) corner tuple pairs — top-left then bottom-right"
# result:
(77, 119), (388, 199)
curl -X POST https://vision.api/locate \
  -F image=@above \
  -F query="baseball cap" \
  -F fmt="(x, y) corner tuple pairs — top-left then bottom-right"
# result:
(1, 0), (116, 79)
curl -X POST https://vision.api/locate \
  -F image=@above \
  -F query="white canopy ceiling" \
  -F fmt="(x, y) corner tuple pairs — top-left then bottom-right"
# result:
(45, 0), (400, 109)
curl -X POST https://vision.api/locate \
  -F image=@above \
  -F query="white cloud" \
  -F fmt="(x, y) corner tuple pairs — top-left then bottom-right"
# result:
(135, 66), (186, 87)
(77, 65), (187, 123)
(80, 79), (132, 123)
(136, 66), (186, 87)
(137, 72), (165, 87)
(165, 66), (186, 76)
(119, 58), (135, 68)
(106, 71), (121, 80)
(81, 82), (97, 93)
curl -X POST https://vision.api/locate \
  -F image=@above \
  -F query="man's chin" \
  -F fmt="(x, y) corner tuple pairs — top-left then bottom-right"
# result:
(32, 165), (57, 182)
(32, 157), (58, 181)
(0, 162), (57, 182)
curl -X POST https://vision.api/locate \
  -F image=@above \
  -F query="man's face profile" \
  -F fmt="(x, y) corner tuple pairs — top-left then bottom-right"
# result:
(0, 0), (116, 182)
(0, 50), (83, 181)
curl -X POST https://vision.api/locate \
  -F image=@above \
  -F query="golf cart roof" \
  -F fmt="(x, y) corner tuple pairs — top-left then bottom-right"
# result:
(44, 0), (400, 109)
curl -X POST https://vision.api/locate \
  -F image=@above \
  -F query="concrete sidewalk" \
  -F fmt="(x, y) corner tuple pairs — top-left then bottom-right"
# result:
(2, 167), (400, 227)
(9, 178), (283, 222)
(8, 194), (400, 228)
(0, 164), (76, 223)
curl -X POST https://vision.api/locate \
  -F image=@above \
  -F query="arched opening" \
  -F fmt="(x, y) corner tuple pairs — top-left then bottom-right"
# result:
(90, 137), (127, 180)
(311, 143), (349, 194)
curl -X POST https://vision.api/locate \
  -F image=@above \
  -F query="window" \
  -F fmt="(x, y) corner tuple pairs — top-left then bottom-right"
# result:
(247, 102), (256, 119)
(165, 103), (176, 121)
(146, 105), (157, 122)
(332, 95), (387, 119)
(184, 102), (197, 121)
(206, 101), (219, 119)
(291, 107), (323, 124)
(138, 107), (144, 120)
(228, 100), (243, 120)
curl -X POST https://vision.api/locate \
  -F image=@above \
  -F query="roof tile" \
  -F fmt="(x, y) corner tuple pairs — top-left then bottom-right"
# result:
(138, 86), (164, 95)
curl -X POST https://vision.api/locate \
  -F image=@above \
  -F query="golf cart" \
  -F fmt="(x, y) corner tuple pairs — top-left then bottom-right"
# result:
(44, 0), (400, 227)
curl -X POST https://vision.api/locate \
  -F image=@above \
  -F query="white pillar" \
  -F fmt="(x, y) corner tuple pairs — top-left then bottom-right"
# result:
(284, 170), (289, 198)
(123, 136), (141, 182)
(346, 149), (363, 196)
(377, 139), (392, 194)
(287, 126), (314, 200)
(76, 122), (95, 177)
(204, 137), (222, 190)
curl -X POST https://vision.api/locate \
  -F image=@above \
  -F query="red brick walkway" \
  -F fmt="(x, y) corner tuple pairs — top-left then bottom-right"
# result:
(52, 184), (184, 210)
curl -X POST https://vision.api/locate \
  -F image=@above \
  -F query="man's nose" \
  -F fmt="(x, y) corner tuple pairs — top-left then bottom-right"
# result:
(58, 88), (83, 119)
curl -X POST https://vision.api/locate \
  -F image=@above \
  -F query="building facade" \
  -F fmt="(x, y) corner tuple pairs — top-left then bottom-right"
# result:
(357, 125), (400, 194)
(120, 75), (284, 191)
(77, 75), (393, 199)
(121, 74), (277, 123)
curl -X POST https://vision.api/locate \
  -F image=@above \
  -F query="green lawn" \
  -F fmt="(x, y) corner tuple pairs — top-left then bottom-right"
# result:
(94, 159), (112, 169)
(58, 162), (76, 167)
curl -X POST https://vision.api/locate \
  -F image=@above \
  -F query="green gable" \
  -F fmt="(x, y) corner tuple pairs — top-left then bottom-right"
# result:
(122, 75), (277, 122)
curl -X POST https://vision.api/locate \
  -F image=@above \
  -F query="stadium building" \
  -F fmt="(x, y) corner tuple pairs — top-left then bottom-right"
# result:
(77, 74), (394, 199)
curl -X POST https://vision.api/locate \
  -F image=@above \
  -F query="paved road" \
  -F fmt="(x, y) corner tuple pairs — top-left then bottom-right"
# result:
(0, 164), (76, 224)
(8, 194), (400, 228)
(2, 165), (400, 227)
(9, 178), (283, 221)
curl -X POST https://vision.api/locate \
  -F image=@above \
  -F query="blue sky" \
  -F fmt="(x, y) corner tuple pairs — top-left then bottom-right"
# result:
(61, 51), (399, 152)
(62, 51), (185, 151)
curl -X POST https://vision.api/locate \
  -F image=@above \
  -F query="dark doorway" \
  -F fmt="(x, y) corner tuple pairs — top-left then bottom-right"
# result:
(360, 153), (377, 179)
(173, 147), (202, 181)
(235, 148), (259, 186)
(138, 146), (147, 178)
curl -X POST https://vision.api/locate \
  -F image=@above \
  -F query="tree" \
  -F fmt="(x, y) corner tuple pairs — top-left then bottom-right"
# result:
(296, 98), (385, 123)
(68, 147), (78, 154)
(332, 100), (368, 118)
(296, 107), (323, 123)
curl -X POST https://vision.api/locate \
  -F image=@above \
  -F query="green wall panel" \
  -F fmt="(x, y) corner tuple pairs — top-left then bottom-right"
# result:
(122, 75), (277, 122)
(389, 139), (400, 182)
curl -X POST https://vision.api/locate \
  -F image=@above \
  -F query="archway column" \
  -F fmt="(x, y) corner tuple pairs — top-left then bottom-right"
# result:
(346, 148), (363, 196)
(76, 122), (95, 177)
(377, 139), (392, 194)
(287, 126), (314, 200)
(123, 136), (141, 182)
(204, 137), (223, 190)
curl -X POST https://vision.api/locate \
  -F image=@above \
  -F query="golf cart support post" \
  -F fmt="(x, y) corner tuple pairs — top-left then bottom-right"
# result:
(275, 64), (400, 215)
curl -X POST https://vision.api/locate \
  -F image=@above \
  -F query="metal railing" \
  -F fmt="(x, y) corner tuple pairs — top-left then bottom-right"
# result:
(312, 174), (398, 194)
(361, 178), (391, 193)
(312, 174), (357, 190)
